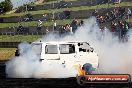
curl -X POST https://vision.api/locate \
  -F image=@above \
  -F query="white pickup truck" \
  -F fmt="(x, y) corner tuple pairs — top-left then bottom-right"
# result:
(30, 41), (99, 70)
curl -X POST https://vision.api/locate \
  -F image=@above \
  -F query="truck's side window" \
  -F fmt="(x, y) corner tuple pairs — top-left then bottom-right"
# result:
(31, 44), (42, 55)
(45, 45), (58, 54)
(60, 44), (75, 54)
(78, 43), (90, 52)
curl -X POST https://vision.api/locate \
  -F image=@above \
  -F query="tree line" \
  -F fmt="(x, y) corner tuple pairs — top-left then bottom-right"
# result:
(0, 0), (13, 14)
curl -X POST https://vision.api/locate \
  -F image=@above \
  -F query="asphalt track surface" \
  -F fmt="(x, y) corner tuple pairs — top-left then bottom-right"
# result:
(0, 61), (131, 88)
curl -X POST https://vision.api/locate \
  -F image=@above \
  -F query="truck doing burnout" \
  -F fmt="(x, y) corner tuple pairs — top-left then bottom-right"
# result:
(15, 41), (131, 86)
(31, 41), (99, 69)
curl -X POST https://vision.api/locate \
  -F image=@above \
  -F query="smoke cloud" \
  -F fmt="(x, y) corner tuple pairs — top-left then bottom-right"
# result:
(6, 17), (132, 78)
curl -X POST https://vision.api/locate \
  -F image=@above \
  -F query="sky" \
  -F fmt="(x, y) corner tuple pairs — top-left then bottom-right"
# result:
(0, 0), (35, 8)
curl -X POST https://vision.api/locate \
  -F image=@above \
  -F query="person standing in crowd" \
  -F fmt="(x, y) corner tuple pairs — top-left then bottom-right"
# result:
(59, 25), (65, 36)
(114, 22), (120, 37)
(53, 20), (57, 31)
(111, 21), (116, 32)
(115, 0), (121, 4)
(78, 20), (84, 26)
(45, 26), (49, 34)
(38, 20), (42, 26)
(92, 10), (98, 17)
(127, 8), (131, 22)
(69, 25), (73, 34)
(43, 13), (47, 21)
(37, 20), (43, 31)
(65, 24), (73, 35)
(71, 18), (78, 33)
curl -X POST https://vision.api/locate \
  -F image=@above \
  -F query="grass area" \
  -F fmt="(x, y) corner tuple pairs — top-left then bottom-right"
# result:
(0, 19), (84, 28)
(0, 48), (16, 60)
(0, 1), (132, 17)
(127, 17), (132, 23)
(30, 0), (78, 6)
(0, 35), (42, 42)
(0, 16), (131, 28)
(0, 21), (37, 28)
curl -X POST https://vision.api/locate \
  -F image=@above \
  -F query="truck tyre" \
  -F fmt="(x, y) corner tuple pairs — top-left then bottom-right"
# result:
(77, 76), (86, 86)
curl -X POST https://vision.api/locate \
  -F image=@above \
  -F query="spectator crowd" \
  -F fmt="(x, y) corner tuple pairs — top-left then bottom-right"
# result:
(59, 19), (84, 36)
(92, 6), (131, 42)
(9, 0), (131, 42)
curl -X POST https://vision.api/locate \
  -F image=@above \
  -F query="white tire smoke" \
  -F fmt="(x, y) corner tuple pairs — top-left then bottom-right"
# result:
(6, 17), (132, 78)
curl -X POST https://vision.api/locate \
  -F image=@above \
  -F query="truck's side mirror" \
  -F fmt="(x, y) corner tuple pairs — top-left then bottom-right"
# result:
(90, 47), (94, 52)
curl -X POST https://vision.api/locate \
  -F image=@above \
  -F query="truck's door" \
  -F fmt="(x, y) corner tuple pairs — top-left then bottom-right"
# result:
(59, 44), (77, 65)
(43, 44), (60, 61)
(77, 42), (98, 67)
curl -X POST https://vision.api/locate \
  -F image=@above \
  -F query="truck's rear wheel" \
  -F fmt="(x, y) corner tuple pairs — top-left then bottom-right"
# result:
(77, 76), (86, 86)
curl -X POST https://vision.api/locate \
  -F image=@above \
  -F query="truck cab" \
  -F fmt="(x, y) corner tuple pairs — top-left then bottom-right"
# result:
(31, 41), (99, 69)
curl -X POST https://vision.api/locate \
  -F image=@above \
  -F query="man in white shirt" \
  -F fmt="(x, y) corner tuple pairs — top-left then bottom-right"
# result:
(53, 20), (57, 31)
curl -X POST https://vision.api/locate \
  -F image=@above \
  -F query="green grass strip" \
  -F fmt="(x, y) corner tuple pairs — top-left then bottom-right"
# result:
(0, 19), (84, 28)
(30, 0), (78, 6)
(0, 35), (42, 42)
(0, 1), (131, 17)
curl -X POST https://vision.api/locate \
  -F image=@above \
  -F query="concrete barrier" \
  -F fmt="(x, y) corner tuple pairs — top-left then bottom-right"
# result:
(0, 42), (20, 48)
(0, 25), (61, 34)
(3, 16), (22, 23)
